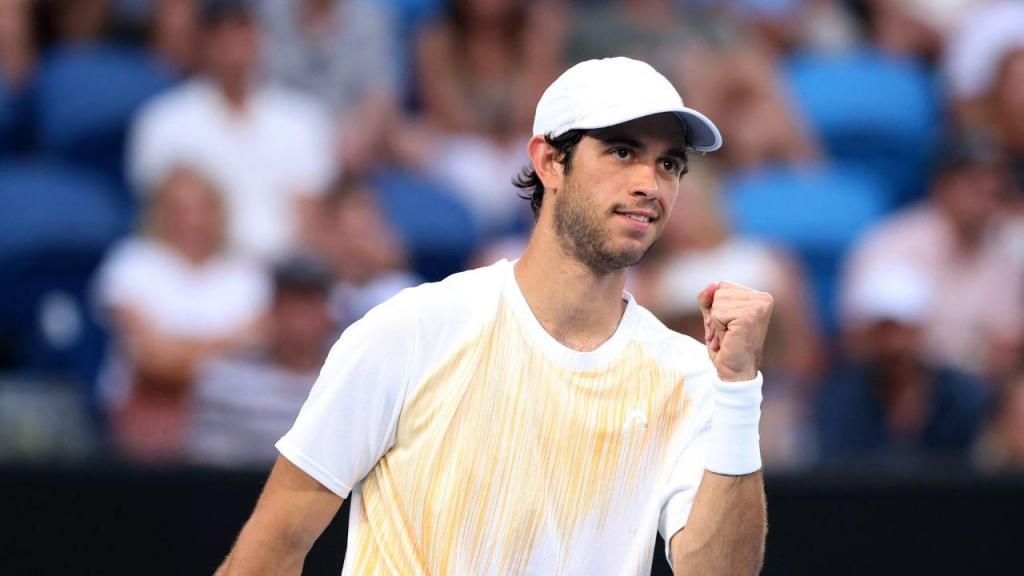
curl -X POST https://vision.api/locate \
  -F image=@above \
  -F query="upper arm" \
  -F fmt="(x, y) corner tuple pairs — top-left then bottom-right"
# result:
(244, 455), (344, 554)
(274, 289), (420, 498)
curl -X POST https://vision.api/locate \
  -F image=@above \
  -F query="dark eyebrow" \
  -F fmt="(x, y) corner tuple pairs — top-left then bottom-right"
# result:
(591, 132), (689, 163)
(665, 148), (689, 163)
(593, 134), (645, 150)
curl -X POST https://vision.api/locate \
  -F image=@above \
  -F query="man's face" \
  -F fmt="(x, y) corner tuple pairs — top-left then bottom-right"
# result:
(550, 112), (688, 274)
(203, 14), (258, 81)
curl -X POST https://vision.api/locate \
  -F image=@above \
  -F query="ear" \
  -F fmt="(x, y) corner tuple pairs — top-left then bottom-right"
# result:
(528, 134), (565, 194)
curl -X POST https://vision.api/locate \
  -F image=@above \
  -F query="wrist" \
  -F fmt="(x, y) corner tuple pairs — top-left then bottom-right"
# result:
(705, 371), (763, 476)
(716, 367), (759, 382)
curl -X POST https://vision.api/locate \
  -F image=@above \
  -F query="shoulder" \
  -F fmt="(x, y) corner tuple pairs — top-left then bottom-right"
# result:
(136, 80), (208, 123)
(347, 260), (507, 343)
(100, 237), (174, 275)
(259, 85), (331, 123)
(631, 302), (716, 378)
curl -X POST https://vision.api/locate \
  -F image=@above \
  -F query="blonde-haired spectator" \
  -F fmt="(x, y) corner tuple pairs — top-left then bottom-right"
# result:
(95, 166), (270, 462)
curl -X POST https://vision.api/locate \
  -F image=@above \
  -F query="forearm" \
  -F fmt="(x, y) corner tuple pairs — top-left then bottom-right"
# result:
(215, 520), (307, 576)
(672, 470), (766, 576)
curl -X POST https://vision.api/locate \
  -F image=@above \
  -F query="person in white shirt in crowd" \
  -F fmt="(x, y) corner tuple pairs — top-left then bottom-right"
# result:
(188, 257), (334, 469)
(95, 165), (270, 462)
(321, 176), (420, 328)
(840, 130), (1024, 383)
(128, 0), (336, 262)
(258, 0), (401, 175)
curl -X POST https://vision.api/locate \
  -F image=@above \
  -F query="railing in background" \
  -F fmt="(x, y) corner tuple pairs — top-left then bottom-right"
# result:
(1, 464), (1020, 575)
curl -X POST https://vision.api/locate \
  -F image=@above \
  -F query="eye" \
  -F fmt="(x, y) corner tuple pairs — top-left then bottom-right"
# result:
(661, 159), (678, 172)
(614, 147), (631, 159)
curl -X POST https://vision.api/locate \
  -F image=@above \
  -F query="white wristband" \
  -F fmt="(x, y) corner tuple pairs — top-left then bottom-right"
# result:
(705, 372), (764, 476)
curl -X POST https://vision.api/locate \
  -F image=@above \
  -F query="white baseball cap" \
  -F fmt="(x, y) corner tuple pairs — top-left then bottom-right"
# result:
(532, 57), (723, 152)
(845, 261), (934, 327)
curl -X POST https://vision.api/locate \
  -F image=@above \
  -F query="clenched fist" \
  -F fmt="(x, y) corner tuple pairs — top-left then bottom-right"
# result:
(697, 281), (774, 382)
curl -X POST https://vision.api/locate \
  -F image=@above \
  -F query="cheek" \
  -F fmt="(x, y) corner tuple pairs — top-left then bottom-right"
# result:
(660, 179), (681, 213)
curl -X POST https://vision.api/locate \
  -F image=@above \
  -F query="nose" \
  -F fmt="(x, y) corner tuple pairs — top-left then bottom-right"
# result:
(630, 162), (661, 200)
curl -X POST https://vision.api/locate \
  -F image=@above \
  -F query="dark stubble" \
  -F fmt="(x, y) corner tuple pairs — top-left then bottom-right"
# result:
(552, 176), (653, 275)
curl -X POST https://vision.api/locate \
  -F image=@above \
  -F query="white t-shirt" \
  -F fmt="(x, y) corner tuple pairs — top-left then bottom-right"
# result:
(94, 237), (271, 406)
(277, 259), (718, 575)
(128, 79), (336, 260)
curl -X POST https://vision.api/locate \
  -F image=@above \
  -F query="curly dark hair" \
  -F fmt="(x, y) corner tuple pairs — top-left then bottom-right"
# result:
(512, 129), (588, 219)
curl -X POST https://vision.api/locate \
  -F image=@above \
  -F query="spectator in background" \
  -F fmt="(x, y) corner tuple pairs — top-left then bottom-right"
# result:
(188, 257), (333, 469)
(407, 0), (563, 237)
(840, 131), (1024, 382)
(322, 177), (419, 328)
(95, 166), (270, 462)
(992, 47), (1024, 266)
(259, 0), (400, 175)
(862, 0), (984, 63)
(0, 0), (34, 153)
(987, 47), (1024, 193)
(566, 0), (699, 66)
(819, 262), (988, 467)
(45, 0), (112, 44)
(943, 0), (1024, 129)
(654, 2), (821, 171)
(129, 0), (336, 262)
(974, 372), (1024, 471)
(635, 162), (822, 468)
(148, 0), (201, 75)
(0, 0), (34, 87)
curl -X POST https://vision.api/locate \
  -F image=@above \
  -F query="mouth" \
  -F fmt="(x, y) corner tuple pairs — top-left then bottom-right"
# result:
(613, 209), (659, 228)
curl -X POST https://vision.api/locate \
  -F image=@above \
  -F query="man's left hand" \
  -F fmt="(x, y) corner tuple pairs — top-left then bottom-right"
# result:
(697, 281), (774, 382)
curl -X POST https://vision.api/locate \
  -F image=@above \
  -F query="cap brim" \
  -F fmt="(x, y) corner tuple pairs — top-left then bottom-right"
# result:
(675, 108), (722, 152)
(546, 103), (723, 152)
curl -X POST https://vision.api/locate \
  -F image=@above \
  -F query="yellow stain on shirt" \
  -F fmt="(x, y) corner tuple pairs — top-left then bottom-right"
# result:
(349, 298), (692, 575)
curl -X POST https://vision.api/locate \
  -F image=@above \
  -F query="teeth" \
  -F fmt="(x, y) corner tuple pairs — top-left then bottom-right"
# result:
(628, 215), (651, 223)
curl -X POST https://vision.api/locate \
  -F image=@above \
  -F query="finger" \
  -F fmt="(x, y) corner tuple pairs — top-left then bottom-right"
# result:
(718, 280), (755, 291)
(696, 282), (718, 319)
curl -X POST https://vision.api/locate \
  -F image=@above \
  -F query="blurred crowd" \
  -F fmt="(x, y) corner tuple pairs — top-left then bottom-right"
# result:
(1, 0), (1023, 474)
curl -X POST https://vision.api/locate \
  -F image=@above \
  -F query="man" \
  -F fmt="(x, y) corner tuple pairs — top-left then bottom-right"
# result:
(217, 57), (771, 575)
(129, 0), (336, 261)
(821, 262), (987, 467)
(188, 257), (335, 468)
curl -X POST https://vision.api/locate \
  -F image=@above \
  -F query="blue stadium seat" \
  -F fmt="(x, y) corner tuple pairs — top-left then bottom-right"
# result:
(785, 49), (940, 207)
(31, 44), (174, 197)
(724, 164), (889, 332)
(371, 168), (480, 282)
(0, 161), (128, 388)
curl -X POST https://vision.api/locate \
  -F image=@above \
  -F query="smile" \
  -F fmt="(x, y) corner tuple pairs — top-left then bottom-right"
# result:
(614, 209), (658, 225)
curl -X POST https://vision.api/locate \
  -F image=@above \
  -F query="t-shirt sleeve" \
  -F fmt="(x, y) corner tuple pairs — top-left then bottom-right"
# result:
(658, 364), (716, 567)
(275, 290), (418, 498)
(94, 240), (151, 313)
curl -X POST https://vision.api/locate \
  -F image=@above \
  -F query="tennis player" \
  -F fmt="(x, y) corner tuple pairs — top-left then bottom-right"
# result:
(216, 57), (770, 575)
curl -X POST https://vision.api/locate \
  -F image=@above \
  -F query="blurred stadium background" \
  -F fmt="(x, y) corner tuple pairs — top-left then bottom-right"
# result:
(1, 0), (1023, 574)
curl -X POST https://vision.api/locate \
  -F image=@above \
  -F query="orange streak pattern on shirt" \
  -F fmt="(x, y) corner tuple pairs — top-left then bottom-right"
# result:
(349, 298), (692, 575)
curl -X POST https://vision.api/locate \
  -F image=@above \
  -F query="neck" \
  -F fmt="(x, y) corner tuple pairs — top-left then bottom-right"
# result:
(514, 226), (628, 352)
(215, 75), (250, 111)
(272, 344), (322, 372)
